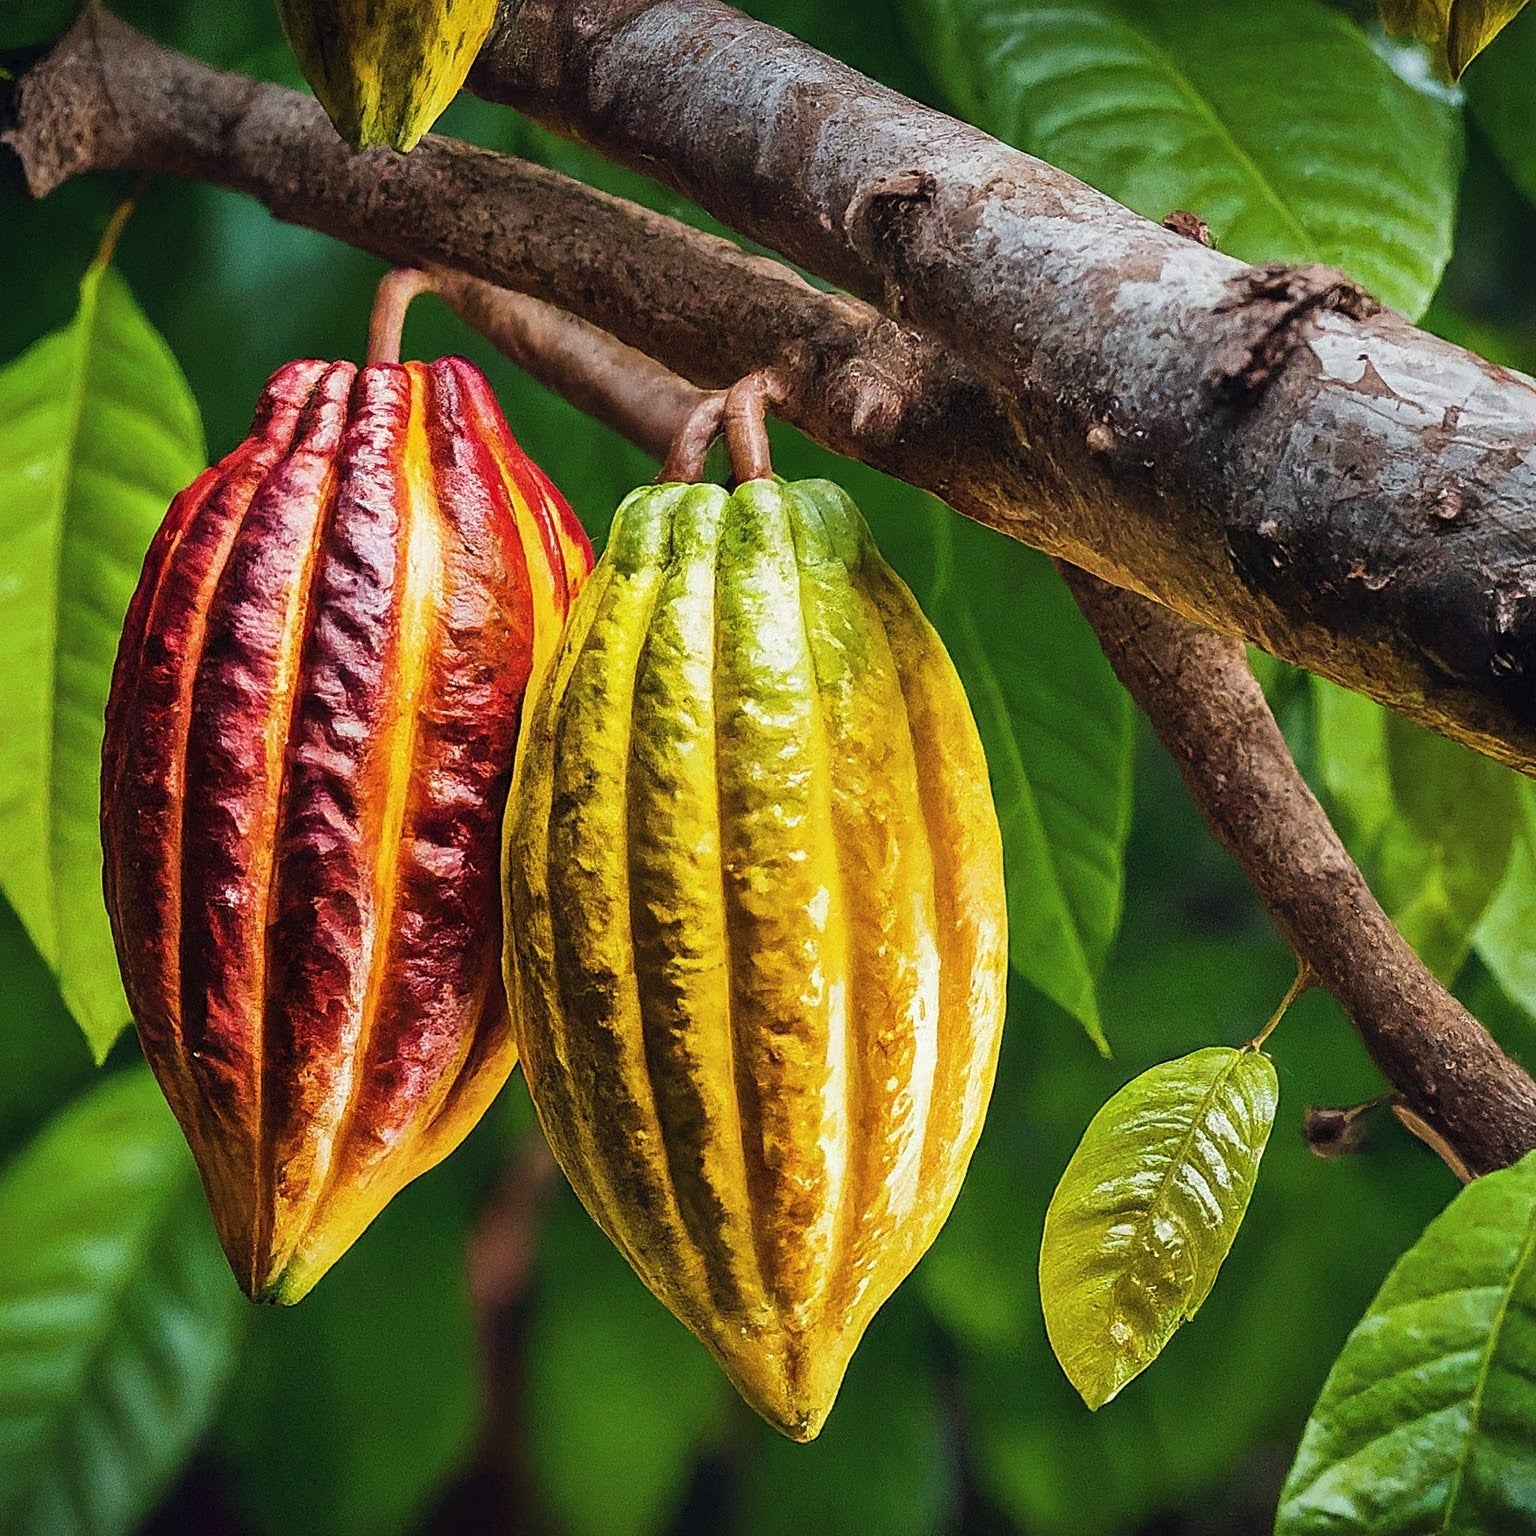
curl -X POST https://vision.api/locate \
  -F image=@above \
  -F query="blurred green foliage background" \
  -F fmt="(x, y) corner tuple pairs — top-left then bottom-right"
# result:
(3, 1), (1536, 1532)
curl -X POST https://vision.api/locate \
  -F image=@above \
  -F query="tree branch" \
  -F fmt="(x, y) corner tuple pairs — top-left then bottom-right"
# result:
(6, 9), (1536, 1171)
(422, 269), (1536, 1176)
(12, 4), (1536, 773)
(476, 0), (1536, 777)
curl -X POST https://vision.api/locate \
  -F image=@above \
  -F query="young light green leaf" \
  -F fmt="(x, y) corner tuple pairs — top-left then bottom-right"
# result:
(894, 502), (1133, 1052)
(0, 260), (205, 1060)
(1382, 0), (1530, 76)
(1314, 680), (1519, 981)
(1277, 1147), (1536, 1534)
(908, 0), (1461, 319)
(1040, 1046), (1278, 1409)
(0, 1067), (245, 1536)
(1466, 6), (1536, 208)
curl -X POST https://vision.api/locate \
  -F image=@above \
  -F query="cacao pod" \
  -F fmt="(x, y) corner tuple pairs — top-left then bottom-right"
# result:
(504, 477), (1007, 1439)
(103, 355), (591, 1303)
(275, 0), (498, 152)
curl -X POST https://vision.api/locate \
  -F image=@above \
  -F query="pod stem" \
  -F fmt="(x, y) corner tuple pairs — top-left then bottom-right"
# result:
(661, 390), (728, 483)
(660, 369), (784, 484)
(722, 370), (783, 482)
(367, 267), (437, 365)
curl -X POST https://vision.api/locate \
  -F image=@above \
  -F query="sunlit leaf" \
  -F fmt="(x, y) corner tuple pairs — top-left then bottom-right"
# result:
(0, 1068), (245, 1535)
(1314, 680), (1519, 981)
(1277, 1147), (1536, 1534)
(1474, 782), (1536, 1026)
(1040, 1045), (1278, 1409)
(909, 0), (1461, 318)
(0, 256), (204, 1059)
(1382, 0), (1530, 76)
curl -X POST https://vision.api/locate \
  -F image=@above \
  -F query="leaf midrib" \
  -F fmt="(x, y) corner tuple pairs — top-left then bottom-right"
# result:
(1111, 1051), (1249, 1327)
(1436, 1199), (1536, 1530)
(38, 266), (105, 970)
(1119, 10), (1320, 258)
(0, 1144), (196, 1526)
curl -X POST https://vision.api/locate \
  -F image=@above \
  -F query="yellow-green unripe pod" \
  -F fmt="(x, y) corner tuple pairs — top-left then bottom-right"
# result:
(503, 479), (1008, 1440)
(275, 0), (498, 152)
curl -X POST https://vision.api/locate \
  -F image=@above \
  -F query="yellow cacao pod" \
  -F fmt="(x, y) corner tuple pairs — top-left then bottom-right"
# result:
(504, 478), (1008, 1439)
(274, 0), (498, 151)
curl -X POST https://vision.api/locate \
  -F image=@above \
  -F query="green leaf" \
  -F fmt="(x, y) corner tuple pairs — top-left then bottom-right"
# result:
(1466, 6), (1536, 207)
(1382, 0), (1531, 76)
(1039, 1045), (1278, 1409)
(525, 1190), (729, 1536)
(0, 258), (205, 1060)
(737, 1298), (954, 1536)
(216, 1163), (481, 1536)
(909, 0), (1461, 318)
(1277, 1147), (1536, 1534)
(888, 502), (1133, 1050)
(1314, 680), (1520, 981)
(0, 1067), (245, 1535)
(0, 896), (93, 1163)
(1476, 782), (1536, 1023)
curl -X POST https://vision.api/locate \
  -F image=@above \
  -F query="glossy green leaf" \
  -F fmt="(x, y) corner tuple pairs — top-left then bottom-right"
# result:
(1466, 6), (1536, 208)
(0, 1067), (245, 1535)
(216, 1162), (481, 1536)
(1315, 680), (1519, 981)
(524, 1190), (730, 1536)
(0, 896), (93, 1163)
(1382, 0), (1530, 76)
(1040, 1045), (1278, 1409)
(890, 500), (1132, 1050)
(909, 0), (1461, 318)
(0, 258), (205, 1060)
(1277, 1148), (1536, 1534)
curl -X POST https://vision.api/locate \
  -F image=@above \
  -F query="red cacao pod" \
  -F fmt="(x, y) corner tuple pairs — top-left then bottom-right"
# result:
(102, 356), (591, 1302)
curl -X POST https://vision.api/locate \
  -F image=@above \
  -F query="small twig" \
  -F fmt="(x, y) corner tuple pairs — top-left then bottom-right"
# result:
(1249, 963), (1314, 1051)
(1303, 1096), (1394, 1161)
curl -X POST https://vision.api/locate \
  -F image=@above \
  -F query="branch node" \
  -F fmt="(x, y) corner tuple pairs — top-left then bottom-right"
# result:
(1210, 261), (1381, 404)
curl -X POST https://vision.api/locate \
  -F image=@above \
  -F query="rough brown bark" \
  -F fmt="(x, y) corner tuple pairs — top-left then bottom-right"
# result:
(13, 6), (1536, 774)
(422, 270), (1536, 1177)
(6, 8), (1536, 1172)
(475, 0), (1536, 777)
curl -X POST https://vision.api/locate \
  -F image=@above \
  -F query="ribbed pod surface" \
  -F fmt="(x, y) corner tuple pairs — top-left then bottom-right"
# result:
(274, 0), (498, 151)
(504, 478), (1007, 1439)
(103, 356), (591, 1302)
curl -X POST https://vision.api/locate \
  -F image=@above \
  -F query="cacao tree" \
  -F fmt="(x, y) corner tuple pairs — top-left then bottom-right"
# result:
(3, 0), (1536, 1533)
